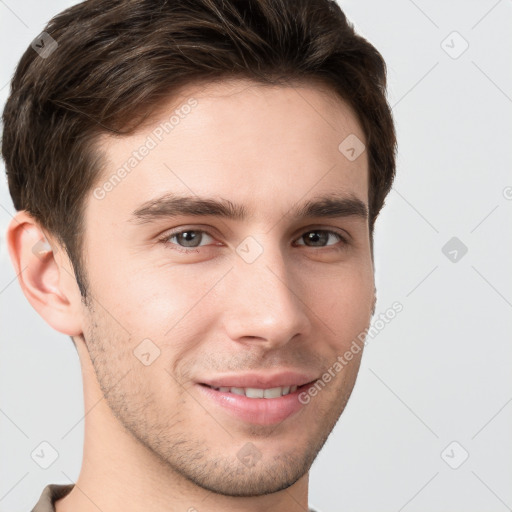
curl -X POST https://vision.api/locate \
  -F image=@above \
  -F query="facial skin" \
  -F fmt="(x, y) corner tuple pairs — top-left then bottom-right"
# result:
(9, 78), (375, 512)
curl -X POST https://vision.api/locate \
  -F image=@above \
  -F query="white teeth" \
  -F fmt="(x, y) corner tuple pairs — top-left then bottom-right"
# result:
(263, 387), (282, 398)
(210, 385), (299, 398)
(245, 387), (264, 398)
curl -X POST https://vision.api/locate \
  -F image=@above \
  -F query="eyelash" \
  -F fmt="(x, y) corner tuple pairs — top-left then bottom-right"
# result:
(157, 228), (348, 253)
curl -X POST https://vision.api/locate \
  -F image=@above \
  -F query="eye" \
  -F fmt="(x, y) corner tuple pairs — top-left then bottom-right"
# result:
(159, 229), (216, 250)
(158, 227), (348, 253)
(294, 229), (347, 248)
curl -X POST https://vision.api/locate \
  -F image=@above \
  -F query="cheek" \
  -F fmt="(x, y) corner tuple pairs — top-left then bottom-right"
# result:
(317, 266), (374, 347)
(93, 255), (223, 339)
(88, 236), (374, 351)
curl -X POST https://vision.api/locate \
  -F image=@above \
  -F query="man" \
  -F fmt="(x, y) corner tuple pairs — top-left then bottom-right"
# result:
(2, 0), (396, 510)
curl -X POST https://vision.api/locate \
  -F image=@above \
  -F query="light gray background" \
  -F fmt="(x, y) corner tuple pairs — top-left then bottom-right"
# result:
(1, 1), (511, 511)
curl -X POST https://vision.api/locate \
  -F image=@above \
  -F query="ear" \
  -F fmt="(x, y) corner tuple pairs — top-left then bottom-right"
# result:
(6, 211), (84, 336)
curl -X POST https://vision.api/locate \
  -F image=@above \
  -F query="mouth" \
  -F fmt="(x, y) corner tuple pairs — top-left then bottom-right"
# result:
(196, 375), (318, 425)
(200, 382), (311, 398)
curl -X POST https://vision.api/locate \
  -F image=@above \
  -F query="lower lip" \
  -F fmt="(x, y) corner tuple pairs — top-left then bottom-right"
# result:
(197, 384), (311, 425)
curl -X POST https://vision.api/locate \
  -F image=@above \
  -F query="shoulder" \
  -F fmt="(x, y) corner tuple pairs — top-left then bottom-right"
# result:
(31, 484), (74, 512)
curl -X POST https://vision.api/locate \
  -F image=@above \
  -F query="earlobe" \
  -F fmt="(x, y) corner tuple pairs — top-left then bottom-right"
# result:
(6, 211), (84, 337)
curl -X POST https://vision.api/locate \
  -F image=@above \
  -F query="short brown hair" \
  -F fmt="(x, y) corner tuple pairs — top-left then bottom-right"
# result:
(2, 0), (396, 299)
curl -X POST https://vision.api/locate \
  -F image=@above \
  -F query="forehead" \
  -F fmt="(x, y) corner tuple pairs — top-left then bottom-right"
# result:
(89, 78), (368, 224)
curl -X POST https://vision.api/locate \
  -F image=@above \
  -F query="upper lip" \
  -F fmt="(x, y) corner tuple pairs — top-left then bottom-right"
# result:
(199, 371), (318, 389)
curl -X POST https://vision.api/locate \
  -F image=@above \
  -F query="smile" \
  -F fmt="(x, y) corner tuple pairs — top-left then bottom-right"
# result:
(205, 384), (298, 398)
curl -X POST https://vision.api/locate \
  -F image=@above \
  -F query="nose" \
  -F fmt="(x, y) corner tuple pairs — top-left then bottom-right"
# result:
(219, 240), (312, 350)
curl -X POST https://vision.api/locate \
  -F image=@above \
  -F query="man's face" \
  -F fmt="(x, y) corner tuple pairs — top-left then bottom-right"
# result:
(80, 78), (374, 496)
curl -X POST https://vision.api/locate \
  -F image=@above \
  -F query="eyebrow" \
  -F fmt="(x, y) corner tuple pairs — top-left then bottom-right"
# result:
(129, 192), (368, 224)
